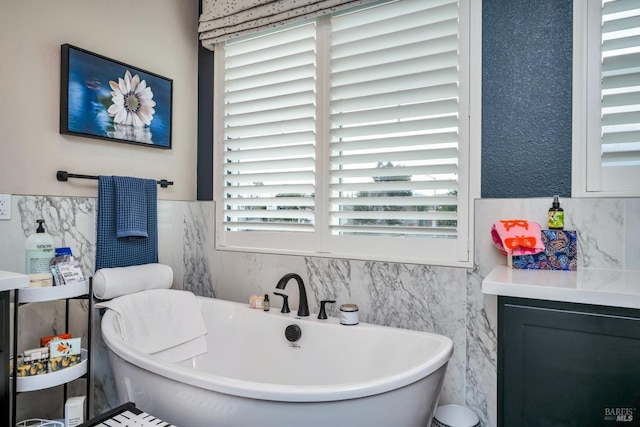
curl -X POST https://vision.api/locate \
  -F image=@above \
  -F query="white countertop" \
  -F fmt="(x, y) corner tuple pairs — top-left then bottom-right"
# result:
(0, 269), (29, 292)
(482, 265), (640, 309)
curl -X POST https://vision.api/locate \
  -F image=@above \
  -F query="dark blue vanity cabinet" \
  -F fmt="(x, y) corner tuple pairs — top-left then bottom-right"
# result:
(498, 297), (640, 427)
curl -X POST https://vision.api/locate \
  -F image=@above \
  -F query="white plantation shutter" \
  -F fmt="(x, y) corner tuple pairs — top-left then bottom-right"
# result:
(216, 0), (474, 264)
(584, 0), (640, 194)
(222, 23), (317, 234)
(600, 0), (640, 166)
(329, 0), (460, 239)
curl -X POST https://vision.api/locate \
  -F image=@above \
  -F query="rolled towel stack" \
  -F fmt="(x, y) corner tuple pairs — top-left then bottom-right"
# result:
(93, 263), (173, 300)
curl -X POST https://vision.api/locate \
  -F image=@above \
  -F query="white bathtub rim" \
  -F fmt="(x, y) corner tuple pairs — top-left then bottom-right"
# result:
(101, 299), (453, 403)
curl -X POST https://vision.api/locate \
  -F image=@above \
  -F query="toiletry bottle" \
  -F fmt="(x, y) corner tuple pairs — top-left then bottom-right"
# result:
(340, 303), (359, 325)
(263, 294), (270, 311)
(25, 219), (55, 276)
(548, 195), (564, 230)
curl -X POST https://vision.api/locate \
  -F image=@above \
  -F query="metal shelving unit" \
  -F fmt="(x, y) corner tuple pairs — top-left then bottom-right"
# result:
(10, 280), (92, 427)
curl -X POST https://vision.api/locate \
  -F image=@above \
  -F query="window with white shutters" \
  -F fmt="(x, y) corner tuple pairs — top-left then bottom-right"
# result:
(574, 0), (640, 196)
(215, 0), (479, 266)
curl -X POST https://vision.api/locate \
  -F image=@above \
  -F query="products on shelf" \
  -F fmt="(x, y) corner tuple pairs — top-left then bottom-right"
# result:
(548, 195), (564, 230)
(65, 396), (86, 427)
(50, 247), (85, 286)
(249, 294), (264, 309)
(21, 347), (50, 377)
(50, 354), (81, 372)
(16, 348), (50, 377)
(40, 333), (72, 347)
(29, 273), (53, 288)
(12, 335), (82, 377)
(25, 220), (55, 277)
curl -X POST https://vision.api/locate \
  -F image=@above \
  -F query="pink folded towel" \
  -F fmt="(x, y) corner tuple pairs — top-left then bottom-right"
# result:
(491, 219), (545, 256)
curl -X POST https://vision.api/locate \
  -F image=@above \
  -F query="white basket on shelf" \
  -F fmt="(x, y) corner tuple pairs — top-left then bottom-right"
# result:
(11, 349), (88, 393)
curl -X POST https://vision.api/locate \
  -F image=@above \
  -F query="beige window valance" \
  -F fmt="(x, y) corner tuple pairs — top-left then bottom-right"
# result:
(199, 0), (380, 49)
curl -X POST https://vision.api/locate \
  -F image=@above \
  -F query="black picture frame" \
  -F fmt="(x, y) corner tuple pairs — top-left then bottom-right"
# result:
(60, 44), (173, 149)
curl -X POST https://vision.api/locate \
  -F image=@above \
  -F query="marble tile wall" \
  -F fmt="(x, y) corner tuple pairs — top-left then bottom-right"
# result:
(0, 195), (213, 420)
(0, 194), (638, 425)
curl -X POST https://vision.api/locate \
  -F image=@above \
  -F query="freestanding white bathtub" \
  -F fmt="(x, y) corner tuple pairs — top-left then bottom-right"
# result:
(101, 295), (453, 427)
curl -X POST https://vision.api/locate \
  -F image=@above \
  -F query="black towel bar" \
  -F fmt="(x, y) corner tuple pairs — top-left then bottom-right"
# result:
(56, 170), (174, 188)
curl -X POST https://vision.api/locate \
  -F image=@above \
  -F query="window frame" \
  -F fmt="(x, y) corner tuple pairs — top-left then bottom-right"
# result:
(572, 0), (640, 198)
(213, 0), (481, 268)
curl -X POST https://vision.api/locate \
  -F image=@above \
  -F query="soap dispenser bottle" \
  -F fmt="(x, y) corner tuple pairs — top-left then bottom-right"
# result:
(548, 195), (564, 230)
(25, 219), (55, 275)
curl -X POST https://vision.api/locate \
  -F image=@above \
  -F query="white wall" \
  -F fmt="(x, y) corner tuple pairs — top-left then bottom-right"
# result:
(0, 0), (199, 200)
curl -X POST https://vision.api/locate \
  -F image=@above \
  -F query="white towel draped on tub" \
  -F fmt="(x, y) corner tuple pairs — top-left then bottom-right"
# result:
(97, 289), (207, 362)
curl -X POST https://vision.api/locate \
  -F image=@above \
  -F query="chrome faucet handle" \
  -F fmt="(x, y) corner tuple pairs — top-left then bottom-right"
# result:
(273, 292), (291, 314)
(318, 300), (336, 320)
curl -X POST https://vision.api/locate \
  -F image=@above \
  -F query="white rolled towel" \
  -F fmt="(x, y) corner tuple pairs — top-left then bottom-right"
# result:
(93, 263), (173, 299)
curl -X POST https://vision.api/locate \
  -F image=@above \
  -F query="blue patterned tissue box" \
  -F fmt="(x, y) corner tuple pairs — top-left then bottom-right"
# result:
(512, 230), (577, 271)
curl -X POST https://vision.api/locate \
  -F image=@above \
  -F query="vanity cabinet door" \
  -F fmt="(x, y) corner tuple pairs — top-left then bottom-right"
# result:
(498, 296), (640, 427)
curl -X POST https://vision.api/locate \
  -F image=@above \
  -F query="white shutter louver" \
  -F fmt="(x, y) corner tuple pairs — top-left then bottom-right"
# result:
(329, 0), (460, 238)
(223, 23), (317, 233)
(600, 0), (640, 168)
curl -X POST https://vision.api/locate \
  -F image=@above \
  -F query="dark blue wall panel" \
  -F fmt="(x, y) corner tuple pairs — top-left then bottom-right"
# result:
(481, 0), (573, 198)
(197, 44), (214, 201)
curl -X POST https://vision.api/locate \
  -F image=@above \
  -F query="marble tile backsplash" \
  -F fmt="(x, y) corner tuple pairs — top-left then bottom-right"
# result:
(0, 195), (638, 426)
(0, 196), (212, 420)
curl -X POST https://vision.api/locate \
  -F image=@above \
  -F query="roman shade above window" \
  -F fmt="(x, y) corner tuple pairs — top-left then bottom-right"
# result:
(199, 0), (379, 49)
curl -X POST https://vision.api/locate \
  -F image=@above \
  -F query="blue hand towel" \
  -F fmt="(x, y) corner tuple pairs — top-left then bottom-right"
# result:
(96, 176), (158, 270)
(113, 176), (149, 238)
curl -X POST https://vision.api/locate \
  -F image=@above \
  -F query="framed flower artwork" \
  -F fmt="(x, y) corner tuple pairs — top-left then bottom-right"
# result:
(60, 44), (173, 149)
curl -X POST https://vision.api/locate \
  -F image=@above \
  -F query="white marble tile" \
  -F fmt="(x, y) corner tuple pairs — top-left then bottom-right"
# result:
(0, 197), (30, 273)
(305, 257), (352, 317)
(183, 201), (216, 297)
(570, 198), (624, 269)
(465, 268), (498, 427)
(625, 198), (640, 271)
(474, 197), (628, 270)
(158, 200), (186, 289)
(17, 196), (96, 275)
(211, 250), (307, 306)
(0, 196), (95, 275)
(305, 257), (467, 405)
